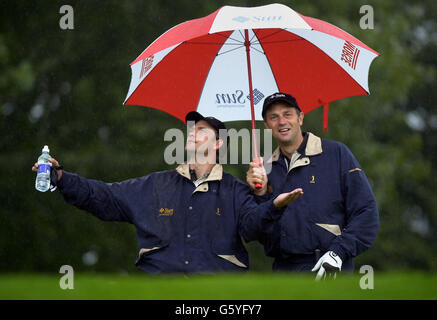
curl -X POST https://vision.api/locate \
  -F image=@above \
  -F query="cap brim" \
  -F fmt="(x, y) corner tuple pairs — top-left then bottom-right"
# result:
(263, 99), (301, 118)
(185, 111), (205, 124)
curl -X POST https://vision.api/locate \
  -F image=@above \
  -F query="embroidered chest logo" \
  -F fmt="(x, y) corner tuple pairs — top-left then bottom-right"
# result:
(159, 208), (174, 216)
(310, 175), (316, 184)
(216, 208), (220, 216)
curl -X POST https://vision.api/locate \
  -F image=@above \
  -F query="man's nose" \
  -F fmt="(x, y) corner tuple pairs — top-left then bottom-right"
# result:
(278, 115), (287, 125)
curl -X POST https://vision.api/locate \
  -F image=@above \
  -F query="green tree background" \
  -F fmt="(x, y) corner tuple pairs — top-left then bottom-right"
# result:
(0, 0), (435, 273)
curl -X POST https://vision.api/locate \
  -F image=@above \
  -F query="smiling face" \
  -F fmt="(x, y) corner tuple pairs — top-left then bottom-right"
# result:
(264, 103), (304, 146)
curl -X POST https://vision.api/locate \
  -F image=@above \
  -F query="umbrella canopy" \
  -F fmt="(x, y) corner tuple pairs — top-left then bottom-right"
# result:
(124, 3), (379, 131)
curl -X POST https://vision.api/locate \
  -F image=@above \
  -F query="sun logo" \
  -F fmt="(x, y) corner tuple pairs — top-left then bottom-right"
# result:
(159, 208), (174, 216)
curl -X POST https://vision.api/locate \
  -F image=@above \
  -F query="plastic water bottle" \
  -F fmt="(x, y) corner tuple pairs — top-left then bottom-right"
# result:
(35, 145), (52, 192)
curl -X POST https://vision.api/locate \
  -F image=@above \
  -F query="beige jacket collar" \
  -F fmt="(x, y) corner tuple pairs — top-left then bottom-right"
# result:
(176, 163), (223, 182)
(268, 132), (323, 164)
(176, 163), (223, 193)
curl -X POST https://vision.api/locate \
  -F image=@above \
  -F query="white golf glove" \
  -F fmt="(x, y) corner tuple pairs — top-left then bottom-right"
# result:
(311, 251), (342, 281)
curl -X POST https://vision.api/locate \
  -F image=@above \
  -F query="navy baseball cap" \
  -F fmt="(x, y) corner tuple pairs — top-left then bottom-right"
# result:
(262, 92), (301, 119)
(185, 111), (228, 143)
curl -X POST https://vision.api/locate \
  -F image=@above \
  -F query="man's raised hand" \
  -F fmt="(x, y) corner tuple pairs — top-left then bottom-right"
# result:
(246, 157), (268, 196)
(273, 188), (303, 208)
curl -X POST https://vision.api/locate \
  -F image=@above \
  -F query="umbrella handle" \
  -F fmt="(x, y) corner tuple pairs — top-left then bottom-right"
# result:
(253, 156), (263, 190)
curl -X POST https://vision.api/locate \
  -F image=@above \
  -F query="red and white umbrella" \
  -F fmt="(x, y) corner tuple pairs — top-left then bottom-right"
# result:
(124, 3), (379, 133)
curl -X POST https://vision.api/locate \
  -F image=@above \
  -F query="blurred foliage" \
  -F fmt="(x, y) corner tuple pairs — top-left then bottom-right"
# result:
(0, 0), (436, 273)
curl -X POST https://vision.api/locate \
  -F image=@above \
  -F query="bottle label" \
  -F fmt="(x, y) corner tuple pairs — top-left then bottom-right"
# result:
(37, 164), (51, 174)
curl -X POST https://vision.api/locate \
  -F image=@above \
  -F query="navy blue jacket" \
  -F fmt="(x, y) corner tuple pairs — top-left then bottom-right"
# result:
(57, 164), (279, 274)
(257, 133), (379, 268)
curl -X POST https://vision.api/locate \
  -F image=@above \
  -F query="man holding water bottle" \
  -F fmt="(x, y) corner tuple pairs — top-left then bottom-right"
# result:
(35, 145), (59, 192)
(32, 111), (303, 274)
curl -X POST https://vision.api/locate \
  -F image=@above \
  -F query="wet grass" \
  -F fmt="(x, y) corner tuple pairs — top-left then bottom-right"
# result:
(0, 272), (435, 300)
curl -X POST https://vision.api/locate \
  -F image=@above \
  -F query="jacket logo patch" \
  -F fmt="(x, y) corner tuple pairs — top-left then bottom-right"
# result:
(310, 175), (315, 184)
(349, 168), (362, 173)
(159, 208), (174, 216)
(216, 208), (220, 216)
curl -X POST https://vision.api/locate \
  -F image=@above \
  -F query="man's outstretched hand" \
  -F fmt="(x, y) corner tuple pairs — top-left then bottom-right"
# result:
(273, 188), (303, 208)
(32, 158), (63, 181)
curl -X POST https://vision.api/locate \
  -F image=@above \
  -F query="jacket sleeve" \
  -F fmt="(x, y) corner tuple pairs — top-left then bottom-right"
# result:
(234, 180), (284, 243)
(57, 171), (134, 223)
(252, 190), (273, 204)
(328, 145), (380, 261)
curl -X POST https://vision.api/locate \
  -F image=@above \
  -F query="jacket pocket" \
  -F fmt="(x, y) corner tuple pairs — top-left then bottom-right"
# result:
(312, 223), (341, 251)
(212, 240), (248, 269)
(135, 241), (169, 266)
(217, 255), (247, 268)
(315, 223), (342, 236)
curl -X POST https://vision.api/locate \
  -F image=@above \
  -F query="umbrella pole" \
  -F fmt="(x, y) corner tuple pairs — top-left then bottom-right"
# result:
(245, 29), (262, 190)
(244, 29), (259, 162)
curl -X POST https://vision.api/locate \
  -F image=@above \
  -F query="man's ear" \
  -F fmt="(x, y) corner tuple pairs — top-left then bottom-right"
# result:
(264, 121), (270, 129)
(215, 139), (224, 151)
(298, 112), (304, 126)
